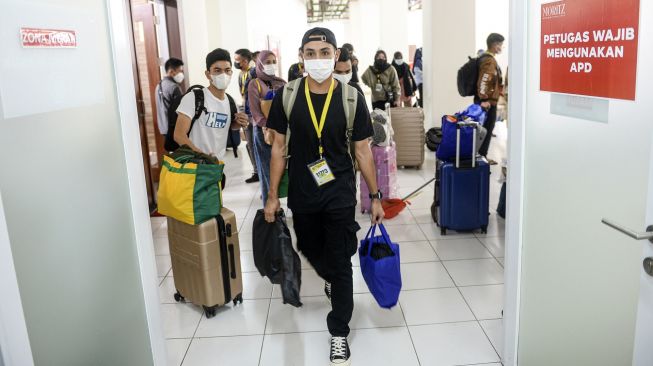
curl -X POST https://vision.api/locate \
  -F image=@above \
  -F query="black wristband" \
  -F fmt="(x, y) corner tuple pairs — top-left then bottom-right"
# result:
(369, 191), (383, 200)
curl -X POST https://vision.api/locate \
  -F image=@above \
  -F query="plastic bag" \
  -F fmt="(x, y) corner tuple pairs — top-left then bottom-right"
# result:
(359, 224), (402, 308)
(253, 209), (302, 307)
(459, 103), (487, 125)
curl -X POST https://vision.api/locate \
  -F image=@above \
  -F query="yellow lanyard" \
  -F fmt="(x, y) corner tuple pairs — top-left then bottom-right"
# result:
(240, 67), (250, 95)
(305, 78), (335, 158)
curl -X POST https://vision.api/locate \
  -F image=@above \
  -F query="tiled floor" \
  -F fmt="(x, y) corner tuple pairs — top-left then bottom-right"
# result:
(151, 121), (508, 365)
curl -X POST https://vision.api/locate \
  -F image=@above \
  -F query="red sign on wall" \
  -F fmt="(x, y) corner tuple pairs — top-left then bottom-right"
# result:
(540, 0), (640, 100)
(20, 28), (77, 48)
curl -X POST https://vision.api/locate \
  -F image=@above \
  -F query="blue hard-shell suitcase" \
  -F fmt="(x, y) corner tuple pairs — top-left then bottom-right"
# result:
(431, 122), (490, 235)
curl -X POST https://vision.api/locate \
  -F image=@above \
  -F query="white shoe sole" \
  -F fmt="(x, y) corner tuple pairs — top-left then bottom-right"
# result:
(330, 359), (351, 366)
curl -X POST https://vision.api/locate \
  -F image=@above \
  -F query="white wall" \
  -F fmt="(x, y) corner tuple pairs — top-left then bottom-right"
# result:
(179, 0), (210, 88)
(423, 0), (477, 128)
(475, 0), (509, 72)
(179, 0), (307, 104)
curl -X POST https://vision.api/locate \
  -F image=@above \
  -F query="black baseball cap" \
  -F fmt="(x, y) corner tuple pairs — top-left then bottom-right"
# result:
(301, 27), (337, 50)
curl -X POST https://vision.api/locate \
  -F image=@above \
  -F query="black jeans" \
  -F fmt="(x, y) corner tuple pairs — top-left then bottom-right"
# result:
(372, 100), (388, 111)
(478, 103), (497, 157)
(417, 84), (423, 108)
(244, 121), (257, 174)
(292, 206), (361, 337)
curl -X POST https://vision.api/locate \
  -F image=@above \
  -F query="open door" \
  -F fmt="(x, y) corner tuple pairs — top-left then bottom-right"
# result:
(131, 1), (166, 184)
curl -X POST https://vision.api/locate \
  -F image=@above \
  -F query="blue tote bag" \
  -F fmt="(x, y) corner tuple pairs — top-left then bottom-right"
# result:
(359, 224), (402, 308)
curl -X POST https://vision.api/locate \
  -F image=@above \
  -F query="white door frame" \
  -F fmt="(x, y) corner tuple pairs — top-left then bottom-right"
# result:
(0, 190), (34, 366)
(106, 0), (167, 365)
(0, 1), (168, 365)
(503, 0), (528, 364)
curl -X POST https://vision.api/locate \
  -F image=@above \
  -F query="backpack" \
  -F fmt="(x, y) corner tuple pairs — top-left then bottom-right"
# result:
(425, 127), (442, 152)
(457, 54), (489, 97)
(281, 77), (359, 169)
(164, 85), (239, 156)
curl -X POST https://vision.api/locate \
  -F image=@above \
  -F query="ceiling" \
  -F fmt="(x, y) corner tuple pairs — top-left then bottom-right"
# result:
(306, 0), (351, 23)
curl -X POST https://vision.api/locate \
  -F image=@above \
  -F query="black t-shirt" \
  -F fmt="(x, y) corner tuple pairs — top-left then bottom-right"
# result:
(267, 78), (373, 213)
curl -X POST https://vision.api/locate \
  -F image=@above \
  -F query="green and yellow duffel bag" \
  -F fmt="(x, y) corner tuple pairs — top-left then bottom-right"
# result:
(157, 154), (224, 225)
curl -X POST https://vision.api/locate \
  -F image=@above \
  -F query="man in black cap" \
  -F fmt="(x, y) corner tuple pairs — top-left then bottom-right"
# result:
(264, 27), (384, 366)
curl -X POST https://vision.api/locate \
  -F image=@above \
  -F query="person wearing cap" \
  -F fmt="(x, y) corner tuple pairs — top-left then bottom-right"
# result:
(173, 48), (248, 158)
(264, 27), (384, 366)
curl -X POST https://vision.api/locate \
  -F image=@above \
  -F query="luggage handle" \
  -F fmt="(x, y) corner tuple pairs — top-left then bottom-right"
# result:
(228, 244), (237, 279)
(455, 122), (477, 169)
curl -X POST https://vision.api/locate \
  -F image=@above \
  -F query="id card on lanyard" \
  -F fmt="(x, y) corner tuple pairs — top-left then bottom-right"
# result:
(305, 78), (336, 187)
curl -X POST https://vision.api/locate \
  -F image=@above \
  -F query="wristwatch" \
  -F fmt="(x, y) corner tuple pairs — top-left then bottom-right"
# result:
(369, 191), (383, 201)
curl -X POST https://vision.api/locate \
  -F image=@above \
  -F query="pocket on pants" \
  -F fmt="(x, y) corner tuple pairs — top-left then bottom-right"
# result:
(345, 222), (361, 257)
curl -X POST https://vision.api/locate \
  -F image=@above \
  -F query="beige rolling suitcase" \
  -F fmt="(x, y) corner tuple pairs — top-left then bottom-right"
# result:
(167, 207), (243, 318)
(389, 107), (426, 169)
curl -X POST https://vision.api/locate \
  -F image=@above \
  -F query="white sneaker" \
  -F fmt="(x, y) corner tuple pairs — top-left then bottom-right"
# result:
(330, 336), (351, 366)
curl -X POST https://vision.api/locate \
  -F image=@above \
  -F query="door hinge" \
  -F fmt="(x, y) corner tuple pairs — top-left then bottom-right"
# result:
(154, 15), (160, 25)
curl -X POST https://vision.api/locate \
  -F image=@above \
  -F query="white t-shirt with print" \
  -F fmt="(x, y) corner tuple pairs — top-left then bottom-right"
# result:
(176, 88), (232, 159)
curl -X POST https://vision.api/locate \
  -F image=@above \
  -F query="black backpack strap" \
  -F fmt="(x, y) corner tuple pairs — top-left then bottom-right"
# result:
(226, 93), (239, 158)
(188, 88), (205, 135)
(227, 93), (237, 121)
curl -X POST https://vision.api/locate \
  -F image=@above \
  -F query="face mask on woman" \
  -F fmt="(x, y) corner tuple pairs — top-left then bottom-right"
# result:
(263, 64), (278, 76)
(394, 59), (404, 66)
(374, 58), (387, 69)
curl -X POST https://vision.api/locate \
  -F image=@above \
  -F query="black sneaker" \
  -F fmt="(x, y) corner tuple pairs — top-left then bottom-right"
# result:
(324, 281), (332, 304)
(330, 336), (351, 366)
(245, 173), (259, 183)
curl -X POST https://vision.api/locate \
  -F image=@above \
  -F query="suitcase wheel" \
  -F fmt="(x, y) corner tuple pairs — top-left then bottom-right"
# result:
(441, 227), (447, 236)
(481, 226), (488, 234)
(203, 305), (218, 319)
(173, 291), (185, 303)
(233, 293), (244, 306)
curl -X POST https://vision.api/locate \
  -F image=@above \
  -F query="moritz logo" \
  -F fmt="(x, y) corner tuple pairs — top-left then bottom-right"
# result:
(542, 2), (567, 18)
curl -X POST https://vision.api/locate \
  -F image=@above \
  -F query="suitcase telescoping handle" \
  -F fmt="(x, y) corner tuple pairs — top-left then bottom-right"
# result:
(228, 244), (237, 279)
(455, 122), (477, 168)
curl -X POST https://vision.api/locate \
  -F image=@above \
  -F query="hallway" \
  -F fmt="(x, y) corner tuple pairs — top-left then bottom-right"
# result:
(151, 122), (507, 365)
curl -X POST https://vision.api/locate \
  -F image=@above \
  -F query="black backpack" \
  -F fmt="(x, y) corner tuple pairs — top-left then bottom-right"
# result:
(425, 127), (443, 152)
(456, 54), (488, 97)
(164, 85), (239, 157)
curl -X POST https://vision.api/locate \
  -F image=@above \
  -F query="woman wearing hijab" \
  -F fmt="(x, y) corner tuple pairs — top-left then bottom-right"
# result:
(362, 50), (401, 110)
(247, 50), (287, 204)
(391, 51), (417, 107)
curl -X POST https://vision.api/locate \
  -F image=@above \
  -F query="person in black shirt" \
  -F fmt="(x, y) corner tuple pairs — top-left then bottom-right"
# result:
(265, 27), (384, 366)
(334, 48), (365, 97)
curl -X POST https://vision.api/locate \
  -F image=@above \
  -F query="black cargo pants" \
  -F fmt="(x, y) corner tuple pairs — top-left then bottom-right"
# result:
(292, 206), (361, 337)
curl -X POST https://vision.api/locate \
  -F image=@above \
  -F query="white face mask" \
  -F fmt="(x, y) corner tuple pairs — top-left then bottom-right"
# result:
(173, 72), (185, 83)
(263, 64), (278, 76)
(333, 72), (352, 85)
(211, 73), (231, 90)
(304, 58), (335, 83)
(394, 59), (404, 66)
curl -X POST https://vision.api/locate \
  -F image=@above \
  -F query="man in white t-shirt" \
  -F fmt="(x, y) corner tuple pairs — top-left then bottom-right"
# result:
(174, 48), (248, 158)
